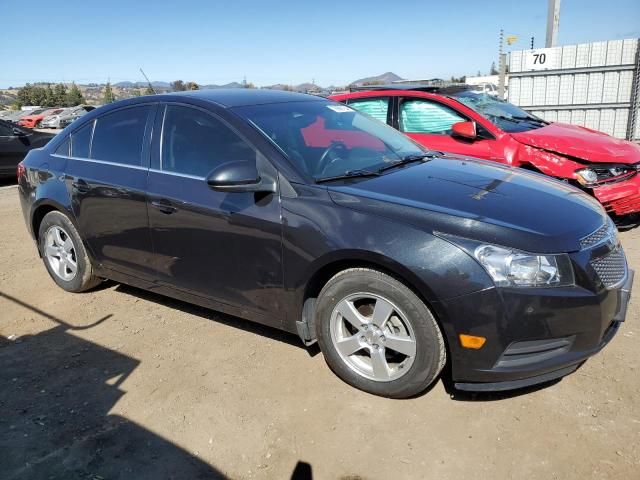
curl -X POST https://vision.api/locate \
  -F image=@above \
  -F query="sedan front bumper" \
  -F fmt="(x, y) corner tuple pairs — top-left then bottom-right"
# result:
(435, 269), (633, 392)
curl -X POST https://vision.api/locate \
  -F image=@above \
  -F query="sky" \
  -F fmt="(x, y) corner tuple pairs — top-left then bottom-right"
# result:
(1, 0), (639, 88)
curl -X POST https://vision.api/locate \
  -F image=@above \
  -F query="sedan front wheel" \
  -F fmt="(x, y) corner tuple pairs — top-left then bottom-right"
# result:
(316, 268), (446, 398)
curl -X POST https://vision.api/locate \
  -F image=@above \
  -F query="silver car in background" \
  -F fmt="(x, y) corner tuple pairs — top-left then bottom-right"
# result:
(41, 105), (95, 129)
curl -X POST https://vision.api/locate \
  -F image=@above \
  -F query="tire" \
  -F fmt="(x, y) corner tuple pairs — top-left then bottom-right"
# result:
(38, 211), (101, 292)
(315, 268), (446, 398)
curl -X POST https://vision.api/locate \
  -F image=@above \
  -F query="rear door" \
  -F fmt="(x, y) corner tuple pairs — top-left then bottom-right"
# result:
(146, 103), (284, 324)
(397, 97), (498, 159)
(61, 104), (157, 279)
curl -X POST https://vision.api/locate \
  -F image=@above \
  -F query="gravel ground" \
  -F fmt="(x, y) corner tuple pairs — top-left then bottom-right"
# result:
(0, 181), (639, 480)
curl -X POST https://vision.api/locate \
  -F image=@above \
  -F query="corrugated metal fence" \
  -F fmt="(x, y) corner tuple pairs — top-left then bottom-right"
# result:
(508, 39), (640, 141)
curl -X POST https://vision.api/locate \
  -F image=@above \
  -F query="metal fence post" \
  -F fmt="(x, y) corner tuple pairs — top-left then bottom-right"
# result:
(627, 38), (640, 142)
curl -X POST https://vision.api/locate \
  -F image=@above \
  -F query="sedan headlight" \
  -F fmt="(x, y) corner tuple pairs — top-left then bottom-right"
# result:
(575, 165), (637, 187)
(473, 245), (574, 287)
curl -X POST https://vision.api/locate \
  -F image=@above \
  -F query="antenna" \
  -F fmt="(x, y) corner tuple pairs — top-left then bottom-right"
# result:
(139, 68), (156, 94)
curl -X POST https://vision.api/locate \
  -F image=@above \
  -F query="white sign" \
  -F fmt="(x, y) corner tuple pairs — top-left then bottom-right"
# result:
(523, 48), (559, 71)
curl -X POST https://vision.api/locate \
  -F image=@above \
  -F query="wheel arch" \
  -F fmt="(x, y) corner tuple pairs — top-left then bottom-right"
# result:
(298, 250), (451, 354)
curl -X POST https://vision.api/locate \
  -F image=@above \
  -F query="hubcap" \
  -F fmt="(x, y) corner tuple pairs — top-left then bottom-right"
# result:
(330, 293), (417, 382)
(44, 225), (78, 281)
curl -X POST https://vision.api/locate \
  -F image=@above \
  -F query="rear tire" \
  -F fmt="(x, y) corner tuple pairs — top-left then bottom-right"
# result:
(38, 211), (101, 292)
(315, 268), (446, 398)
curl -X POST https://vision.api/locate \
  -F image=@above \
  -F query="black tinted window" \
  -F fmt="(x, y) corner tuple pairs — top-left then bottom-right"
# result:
(71, 121), (93, 158)
(161, 105), (255, 177)
(0, 121), (13, 136)
(55, 137), (70, 156)
(91, 106), (150, 166)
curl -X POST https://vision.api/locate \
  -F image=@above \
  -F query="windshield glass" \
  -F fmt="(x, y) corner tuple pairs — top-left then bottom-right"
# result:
(234, 101), (426, 180)
(451, 91), (547, 133)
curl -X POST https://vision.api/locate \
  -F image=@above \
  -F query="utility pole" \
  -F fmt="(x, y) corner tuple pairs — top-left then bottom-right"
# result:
(498, 29), (506, 98)
(545, 0), (561, 47)
(531, 37), (535, 49)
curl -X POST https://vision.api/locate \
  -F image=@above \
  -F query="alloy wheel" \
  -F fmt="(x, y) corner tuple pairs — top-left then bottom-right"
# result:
(329, 293), (417, 382)
(44, 225), (78, 281)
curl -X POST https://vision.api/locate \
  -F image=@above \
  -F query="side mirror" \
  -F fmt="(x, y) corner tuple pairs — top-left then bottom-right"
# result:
(451, 121), (477, 140)
(206, 160), (274, 193)
(12, 127), (26, 137)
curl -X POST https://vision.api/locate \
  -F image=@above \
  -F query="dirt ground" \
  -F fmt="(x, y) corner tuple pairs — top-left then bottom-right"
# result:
(0, 181), (639, 480)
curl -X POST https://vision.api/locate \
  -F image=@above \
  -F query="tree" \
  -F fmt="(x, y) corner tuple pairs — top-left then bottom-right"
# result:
(66, 83), (85, 106)
(490, 62), (498, 75)
(171, 80), (186, 91)
(43, 84), (55, 106)
(185, 81), (199, 90)
(53, 83), (67, 106)
(103, 82), (115, 103)
(131, 89), (141, 97)
(144, 86), (155, 95)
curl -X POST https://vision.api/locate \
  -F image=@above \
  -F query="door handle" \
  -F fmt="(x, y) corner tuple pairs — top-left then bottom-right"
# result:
(72, 179), (90, 194)
(151, 200), (177, 214)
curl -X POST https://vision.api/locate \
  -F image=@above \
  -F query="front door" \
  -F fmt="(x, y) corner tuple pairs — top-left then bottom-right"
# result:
(146, 104), (283, 323)
(398, 97), (500, 160)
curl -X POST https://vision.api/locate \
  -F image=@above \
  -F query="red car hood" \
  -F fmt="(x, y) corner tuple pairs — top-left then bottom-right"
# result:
(511, 123), (640, 164)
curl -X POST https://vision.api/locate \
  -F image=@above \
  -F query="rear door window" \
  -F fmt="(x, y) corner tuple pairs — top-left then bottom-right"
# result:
(346, 97), (390, 124)
(91, 106), (151, 166)
(71, 121), (93, 158)
(400, 99), (465, 134)
(55, 137), (70, 156)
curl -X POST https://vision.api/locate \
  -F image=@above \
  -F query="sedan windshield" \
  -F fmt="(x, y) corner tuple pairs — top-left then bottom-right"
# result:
(234, 101), (427, 181)
(451, 91), (548, 133)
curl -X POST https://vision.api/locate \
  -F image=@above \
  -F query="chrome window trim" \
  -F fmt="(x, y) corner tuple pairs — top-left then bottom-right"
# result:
(148, 168), (205, 180)
(50, 153), (149, 171)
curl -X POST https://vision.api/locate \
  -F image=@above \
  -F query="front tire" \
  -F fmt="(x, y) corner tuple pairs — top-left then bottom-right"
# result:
(38, 211), (101, 292)
(315, 268), (446, 398)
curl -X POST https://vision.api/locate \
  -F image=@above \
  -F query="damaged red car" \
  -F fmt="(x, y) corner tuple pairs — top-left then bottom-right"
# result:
(331, 86), (640, 226)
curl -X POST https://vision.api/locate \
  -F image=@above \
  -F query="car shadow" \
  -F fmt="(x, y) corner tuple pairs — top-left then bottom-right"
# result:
(113, 283), (321, 357)
(0, 290), (226, 480)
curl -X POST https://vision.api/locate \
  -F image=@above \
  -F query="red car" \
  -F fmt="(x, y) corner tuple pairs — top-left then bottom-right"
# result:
(18, 108), (64, 128)
(331, 86), (640, 226)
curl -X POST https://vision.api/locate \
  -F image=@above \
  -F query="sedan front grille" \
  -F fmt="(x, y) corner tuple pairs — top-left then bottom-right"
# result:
(580, 222), (615, 249)
(591, 249), (627, 288)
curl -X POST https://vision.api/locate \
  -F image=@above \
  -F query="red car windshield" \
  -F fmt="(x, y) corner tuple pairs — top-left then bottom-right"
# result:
(452, 91), (548, 133)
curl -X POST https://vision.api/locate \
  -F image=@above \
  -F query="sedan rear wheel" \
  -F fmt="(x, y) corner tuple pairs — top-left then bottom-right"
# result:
(38, 211), (101, 292)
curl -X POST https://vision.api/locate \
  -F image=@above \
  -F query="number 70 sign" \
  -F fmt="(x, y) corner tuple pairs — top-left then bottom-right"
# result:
(523, 48), (559, 71)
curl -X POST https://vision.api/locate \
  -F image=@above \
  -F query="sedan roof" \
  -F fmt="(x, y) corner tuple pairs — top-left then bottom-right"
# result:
(169, 88), (325, 108)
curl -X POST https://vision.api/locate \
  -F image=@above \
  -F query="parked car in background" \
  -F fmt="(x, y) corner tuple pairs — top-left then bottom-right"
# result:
(0, 119), (54, 177)
(19, 108), (65, 128)
(41, 105), (95, 129)
(17, 90), (632, 398)
(331, 85), (640, 227)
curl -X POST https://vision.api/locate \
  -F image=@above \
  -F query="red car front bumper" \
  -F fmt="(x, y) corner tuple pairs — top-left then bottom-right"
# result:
(593, 175), (640, 216)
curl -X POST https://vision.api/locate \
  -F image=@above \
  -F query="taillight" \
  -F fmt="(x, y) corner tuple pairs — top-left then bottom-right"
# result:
(17, 162), (26, 181)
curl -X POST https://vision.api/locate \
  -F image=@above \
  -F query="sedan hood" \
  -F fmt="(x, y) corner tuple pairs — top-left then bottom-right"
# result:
(328, 157), (607, 253)
(511, 123), (640, 164)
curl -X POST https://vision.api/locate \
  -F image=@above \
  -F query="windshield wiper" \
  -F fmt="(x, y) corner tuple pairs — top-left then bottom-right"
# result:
(376, 152), (442, 173)
(315, 169), (380, 183)
(511, 115), (548, 124)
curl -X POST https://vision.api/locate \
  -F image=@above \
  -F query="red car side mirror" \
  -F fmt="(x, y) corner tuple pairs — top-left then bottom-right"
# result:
(452, 121), (477, 140)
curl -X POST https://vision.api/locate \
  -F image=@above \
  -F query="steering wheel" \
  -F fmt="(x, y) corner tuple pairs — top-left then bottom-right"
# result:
(317, 142), (348, 176)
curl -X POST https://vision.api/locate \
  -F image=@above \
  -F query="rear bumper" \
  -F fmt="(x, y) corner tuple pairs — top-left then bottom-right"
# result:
(593, 175), (640, 216)
(437, 269), (633, 392)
